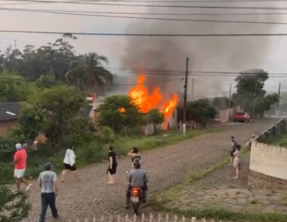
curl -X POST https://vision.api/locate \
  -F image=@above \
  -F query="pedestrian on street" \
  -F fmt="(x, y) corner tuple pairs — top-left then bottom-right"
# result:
(232, 147), (240, 179)
(107, 146), (117, 184)
(38, 162), (59, 222)
(14, 143), (32, 192)
(61, 147), (79, 182)
(230, 136), (239, 165)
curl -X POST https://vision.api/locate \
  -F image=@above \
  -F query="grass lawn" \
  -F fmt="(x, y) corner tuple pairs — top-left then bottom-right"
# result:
(1, 128), (219, 184)
(270, 134), (287, 147)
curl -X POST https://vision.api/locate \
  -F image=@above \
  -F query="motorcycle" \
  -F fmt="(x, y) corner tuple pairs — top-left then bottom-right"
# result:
(125, 170), (149, 216)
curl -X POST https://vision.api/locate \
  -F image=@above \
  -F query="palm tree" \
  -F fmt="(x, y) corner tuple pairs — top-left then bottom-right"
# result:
(65, 53), (113, 93)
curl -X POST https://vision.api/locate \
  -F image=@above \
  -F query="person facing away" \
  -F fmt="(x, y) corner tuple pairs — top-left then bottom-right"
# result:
(61, 147), (79, 182)
(14, 143), (32, 192)
(233, 148), (240, 179)
(127, 147), (141, 167)
(230, 136), (240, 165)
(38, 162), (59, 222)
(125, 159), (148, 208)
(107, 146), (117, 184)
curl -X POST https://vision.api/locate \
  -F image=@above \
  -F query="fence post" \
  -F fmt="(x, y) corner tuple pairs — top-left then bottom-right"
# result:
(149, 213), (154, 222)
(181, 216), (186, 222)
(165, 214), (170, 222)
(191, 217), (197, 222)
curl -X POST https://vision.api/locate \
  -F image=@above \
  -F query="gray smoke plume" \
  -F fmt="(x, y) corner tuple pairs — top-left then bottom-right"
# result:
(120, 1), (280, 102)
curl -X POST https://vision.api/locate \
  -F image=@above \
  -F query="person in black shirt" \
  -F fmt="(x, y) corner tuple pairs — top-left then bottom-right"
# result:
(107, 146), (117, 184)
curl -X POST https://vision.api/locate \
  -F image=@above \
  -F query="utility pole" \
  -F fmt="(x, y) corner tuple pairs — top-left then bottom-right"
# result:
(14, 40), (17, 49)
(182, 57), (189, 135)
(228, 83), (232, 109)
(277, 82), (281, 116)
(252, 81), (258, 119)
(191, 78), (194, 101)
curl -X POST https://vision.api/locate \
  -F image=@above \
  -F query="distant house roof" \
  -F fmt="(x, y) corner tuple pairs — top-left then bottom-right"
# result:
(0, 102), (21, 121)
(79, 105), (93, 118)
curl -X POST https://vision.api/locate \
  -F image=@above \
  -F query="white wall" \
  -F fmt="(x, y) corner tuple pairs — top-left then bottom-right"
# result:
(250, 141), (287, 180)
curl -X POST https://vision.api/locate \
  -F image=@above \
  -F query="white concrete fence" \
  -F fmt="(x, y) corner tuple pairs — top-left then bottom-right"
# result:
(67, 214), (224, 222)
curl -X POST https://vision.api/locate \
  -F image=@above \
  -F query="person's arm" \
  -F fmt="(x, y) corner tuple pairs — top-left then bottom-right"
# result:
(53, 173), (58, 196)
(70, 151), (75, 166)
(127, 150), (135, 157)
(13, 152), (18, 165)
(38, 174), (42, 188)
(144, 172), (148, 183)
(108, 153), (113, 168)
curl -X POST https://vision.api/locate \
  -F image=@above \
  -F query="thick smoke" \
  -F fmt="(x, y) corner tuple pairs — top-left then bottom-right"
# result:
(120, 1), (280, 101)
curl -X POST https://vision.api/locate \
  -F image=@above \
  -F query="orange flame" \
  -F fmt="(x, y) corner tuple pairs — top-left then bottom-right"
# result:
(118, 107), (125, 113)
(128, 70), (178, 129)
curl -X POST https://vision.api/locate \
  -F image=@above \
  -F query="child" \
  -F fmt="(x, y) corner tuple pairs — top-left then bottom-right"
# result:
(233, 148), (240, 179)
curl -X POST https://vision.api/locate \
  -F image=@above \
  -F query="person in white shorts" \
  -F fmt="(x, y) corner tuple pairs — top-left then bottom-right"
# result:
(14, 143), (32, 191)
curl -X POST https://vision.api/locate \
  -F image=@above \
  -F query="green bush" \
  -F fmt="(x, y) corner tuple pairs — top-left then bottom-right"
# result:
(94, 127), (116, 145)
(0, 186), (31, 222)
(77, 141), (105, 164)
(0, 162), (13, 183)
(67, 118), (94, 146)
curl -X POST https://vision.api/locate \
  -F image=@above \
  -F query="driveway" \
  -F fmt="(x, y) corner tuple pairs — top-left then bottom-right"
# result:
(22, 118), (279, 221)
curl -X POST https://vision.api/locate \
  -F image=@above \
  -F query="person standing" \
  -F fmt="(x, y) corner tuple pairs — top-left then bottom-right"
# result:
(233, 148), (240, 179)
(14, 143), (32, 192)
(38, 162), (59, 222)
(127, 147), (141, 168)
(61, 147), (78, 182)
(107, 146), (117, 184)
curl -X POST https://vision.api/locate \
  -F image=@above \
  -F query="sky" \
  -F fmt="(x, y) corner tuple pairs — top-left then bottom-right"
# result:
(1, 0), (287, 96)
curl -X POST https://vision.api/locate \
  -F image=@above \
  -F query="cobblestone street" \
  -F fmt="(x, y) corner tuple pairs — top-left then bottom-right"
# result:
(163, 143), (287, 215)
(20, 119), (279, 221)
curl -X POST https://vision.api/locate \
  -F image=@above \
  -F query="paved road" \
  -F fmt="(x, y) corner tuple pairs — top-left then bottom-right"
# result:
(22, 118), (279, 221)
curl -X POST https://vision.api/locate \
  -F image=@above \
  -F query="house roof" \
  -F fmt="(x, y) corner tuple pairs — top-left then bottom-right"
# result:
(0, 102), (22, 121)
(80, 105), (93, 118)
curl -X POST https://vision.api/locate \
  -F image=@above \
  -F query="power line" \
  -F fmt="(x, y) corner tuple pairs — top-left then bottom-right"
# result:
(3, 0), (287, 10)
(3, 7), (287, 25)
(1, 30), (287, 36)
(3, 8), (287, 17)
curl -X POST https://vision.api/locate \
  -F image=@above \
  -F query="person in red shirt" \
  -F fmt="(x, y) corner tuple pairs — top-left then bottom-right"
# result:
(14, 143), (32, 192)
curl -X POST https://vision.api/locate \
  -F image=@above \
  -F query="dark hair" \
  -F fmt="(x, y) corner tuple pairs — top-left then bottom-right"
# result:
(109, 146), (114, 151)
(132, 147), (139, 153)
(231, 136), (234, 139)
(133, 159), (141, 169)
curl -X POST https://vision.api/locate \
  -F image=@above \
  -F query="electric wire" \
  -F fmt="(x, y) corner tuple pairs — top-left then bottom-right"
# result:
(1, 30), (287, 36)
(3, 7), (287, 25)
(2, 0), (287, 10)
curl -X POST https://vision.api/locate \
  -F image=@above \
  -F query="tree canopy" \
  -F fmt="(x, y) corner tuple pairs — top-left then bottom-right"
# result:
(232, 69), (279, 117)
(0, 34), (114, 95)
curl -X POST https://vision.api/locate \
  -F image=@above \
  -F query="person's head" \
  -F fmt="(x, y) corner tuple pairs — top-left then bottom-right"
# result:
(15, 143), (22, 150)
(132, 147), (138, 153)
(133, 158), (141, 169)
(109, 146), (114, 152)
(252, 135), (255, 139)
(44, 162), (52, 171)
(69, 147), (74, 150)
(231, 136), (235, 142)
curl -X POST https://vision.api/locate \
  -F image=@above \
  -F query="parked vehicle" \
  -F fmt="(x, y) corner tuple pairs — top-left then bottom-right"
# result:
(233, 112), (250, 122)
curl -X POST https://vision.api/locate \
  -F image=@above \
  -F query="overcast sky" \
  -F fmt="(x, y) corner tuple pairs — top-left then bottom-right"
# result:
(1, 0), (287, 94)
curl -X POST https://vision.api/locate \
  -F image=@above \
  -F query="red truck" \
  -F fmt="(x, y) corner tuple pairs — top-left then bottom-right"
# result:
(233, 112), (250, 122)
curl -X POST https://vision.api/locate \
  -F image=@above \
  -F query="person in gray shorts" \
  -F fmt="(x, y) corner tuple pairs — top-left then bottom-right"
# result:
(38, 162), (59, 222)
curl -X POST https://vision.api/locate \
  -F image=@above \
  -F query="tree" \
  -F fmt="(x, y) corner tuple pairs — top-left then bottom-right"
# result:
(35, 73), (59, 89)
(211, 96), (235, 111)
(65, 53), (113, 93)
(186, 99), (217, 127)
(146, 109), (164, 134)
(15, 104), (49, 140)
(0, 186), (30, 222)
(33, 85), (87, 144)
(0, 71), (32, 102)
(232, 69), (279, 117)
(97, 95), (144, 133)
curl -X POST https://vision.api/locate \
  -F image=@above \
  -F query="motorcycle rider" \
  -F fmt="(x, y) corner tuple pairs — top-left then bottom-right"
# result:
(125, 159), (148, 209)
